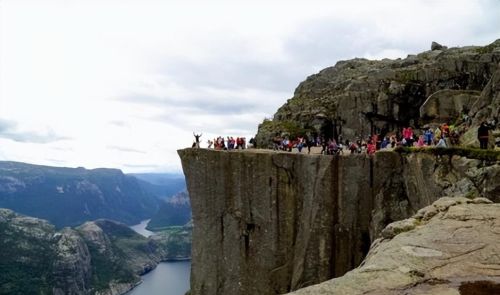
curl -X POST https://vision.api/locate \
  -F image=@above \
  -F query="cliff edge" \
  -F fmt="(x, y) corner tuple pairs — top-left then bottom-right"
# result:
(178, 148), (500, 295)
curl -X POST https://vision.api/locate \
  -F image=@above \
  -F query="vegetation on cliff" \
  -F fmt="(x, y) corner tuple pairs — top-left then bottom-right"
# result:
(395, 146), (500, 161)
(0, 209), (168, 294)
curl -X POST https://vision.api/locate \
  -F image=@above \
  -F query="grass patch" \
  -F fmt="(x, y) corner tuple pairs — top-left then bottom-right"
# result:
(395, 146), (500, 162)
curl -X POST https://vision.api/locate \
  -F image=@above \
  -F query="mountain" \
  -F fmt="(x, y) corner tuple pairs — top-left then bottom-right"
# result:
(146, 191), (191, 231)
(130, 173), (186, 200)
(0, 161), (159, 228)
(178, 40), (500, 295)
(0, 209), (167, 295)
(255, 39), (500, 146)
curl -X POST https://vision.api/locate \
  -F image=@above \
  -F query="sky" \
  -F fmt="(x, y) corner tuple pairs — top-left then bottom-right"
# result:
(1, 0), (499, 173)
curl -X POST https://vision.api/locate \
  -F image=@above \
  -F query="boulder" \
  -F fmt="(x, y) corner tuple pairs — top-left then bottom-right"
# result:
(419, 89), (480, 123)
(287, 197), (500, 295)
(431, 41), (447, 51)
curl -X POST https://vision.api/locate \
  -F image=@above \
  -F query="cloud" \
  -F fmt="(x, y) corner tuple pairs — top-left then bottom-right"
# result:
(2, 0), (500, 173)
(108, 120), (129, 127)
(0, 118), (69, 144)
(107, 145), (147, 154)
(123, 163), (161, 169)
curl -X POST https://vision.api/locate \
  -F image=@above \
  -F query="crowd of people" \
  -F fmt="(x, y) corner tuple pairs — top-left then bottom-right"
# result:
(192, 133), (255, 150)
(207, 136), (249, 150)
(192, 119), (498, 155)
(267, 120), (498, 156)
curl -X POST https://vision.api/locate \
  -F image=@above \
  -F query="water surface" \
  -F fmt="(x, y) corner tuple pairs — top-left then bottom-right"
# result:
(128, 219), (191, 295)
(127, 261), (191, 295)
(130, 219), (155, 237)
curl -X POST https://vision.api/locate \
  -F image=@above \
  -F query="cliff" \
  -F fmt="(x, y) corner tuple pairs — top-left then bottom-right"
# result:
(178, 148), (500, 295)
(288, 197), (500, 295)
(0, 210), (167, 295)
(255, 40), (500, 147)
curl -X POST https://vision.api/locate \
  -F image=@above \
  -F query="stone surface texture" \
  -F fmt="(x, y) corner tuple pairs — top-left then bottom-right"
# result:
(178, 148), (500, 295)
(255, 40), (500, 147)
(287, 197), (500, 295)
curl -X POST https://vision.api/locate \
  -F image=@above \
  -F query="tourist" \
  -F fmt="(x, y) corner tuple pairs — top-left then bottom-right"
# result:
(367, 140), (376, 155)
(403, 127), (414, 146)
(297, 137), (304, 153)
(436, 136), (447, 148)
(193, 132), (202, 148)
(416, 135), (425, 147)
(441, 123), (450, 138)
(478, 122), (490, 149)
(434, 127), (442, 145)
(424, 128), (434, 146)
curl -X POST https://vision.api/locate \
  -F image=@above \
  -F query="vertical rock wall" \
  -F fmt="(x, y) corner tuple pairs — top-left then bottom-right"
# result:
(178, 148), (500, 295)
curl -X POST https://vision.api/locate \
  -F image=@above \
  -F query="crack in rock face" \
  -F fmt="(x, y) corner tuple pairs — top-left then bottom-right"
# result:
(401, 246), (443, 257)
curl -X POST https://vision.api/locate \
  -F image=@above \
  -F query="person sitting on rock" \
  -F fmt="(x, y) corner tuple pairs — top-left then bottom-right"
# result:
(367, 140), (376, 155)
(424, 128), (434, 146)
(436, 135), (447, 148)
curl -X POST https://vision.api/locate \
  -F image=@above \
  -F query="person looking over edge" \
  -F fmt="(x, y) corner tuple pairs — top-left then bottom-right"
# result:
(193, 132), (202, 148)
(478, 122), (490, 149)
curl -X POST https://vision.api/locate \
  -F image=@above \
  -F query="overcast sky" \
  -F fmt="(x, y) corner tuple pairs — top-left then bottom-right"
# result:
(1, 0), (499, 173)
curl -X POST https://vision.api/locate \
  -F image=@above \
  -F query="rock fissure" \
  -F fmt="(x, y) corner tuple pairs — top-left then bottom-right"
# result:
(179, 148), (500, 295)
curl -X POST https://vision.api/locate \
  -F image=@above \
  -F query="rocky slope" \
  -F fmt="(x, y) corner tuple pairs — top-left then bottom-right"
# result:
(288, 197), (500, 295)
(149, 222), (193, 260)
(255, 40), (500, 146)
(0, 161), (159, 228)
(0, 209), (167, 295)
(178, 148), (500, 295)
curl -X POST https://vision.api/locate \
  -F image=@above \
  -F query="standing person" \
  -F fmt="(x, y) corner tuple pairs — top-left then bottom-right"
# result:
(434, 127), (442, 145)
(193, 132), (202, 148)
(478, 122), (490, 149)
(306, 137), (314, 154)
(297, 136), (304, 153)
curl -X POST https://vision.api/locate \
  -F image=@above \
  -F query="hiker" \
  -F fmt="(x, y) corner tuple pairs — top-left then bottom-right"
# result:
(416, 135), (425, 147)
(193, 132), (202, 148)
(306, 137), (314, 154)
(367, 140), (376, 155)
(297, 137), (304, 153)
(478, 122), (490, 149)
(436, 136), (447, 148)
(424, 128), (434, 146)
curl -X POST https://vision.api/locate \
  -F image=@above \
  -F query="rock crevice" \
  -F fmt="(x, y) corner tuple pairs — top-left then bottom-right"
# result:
(179, 148), (500, 295)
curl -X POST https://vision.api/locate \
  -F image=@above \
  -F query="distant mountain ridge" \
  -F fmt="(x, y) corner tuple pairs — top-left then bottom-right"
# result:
(129, 173), (186, 200)
(0, 161), (159, 227)
(146, 190), (191, 231)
